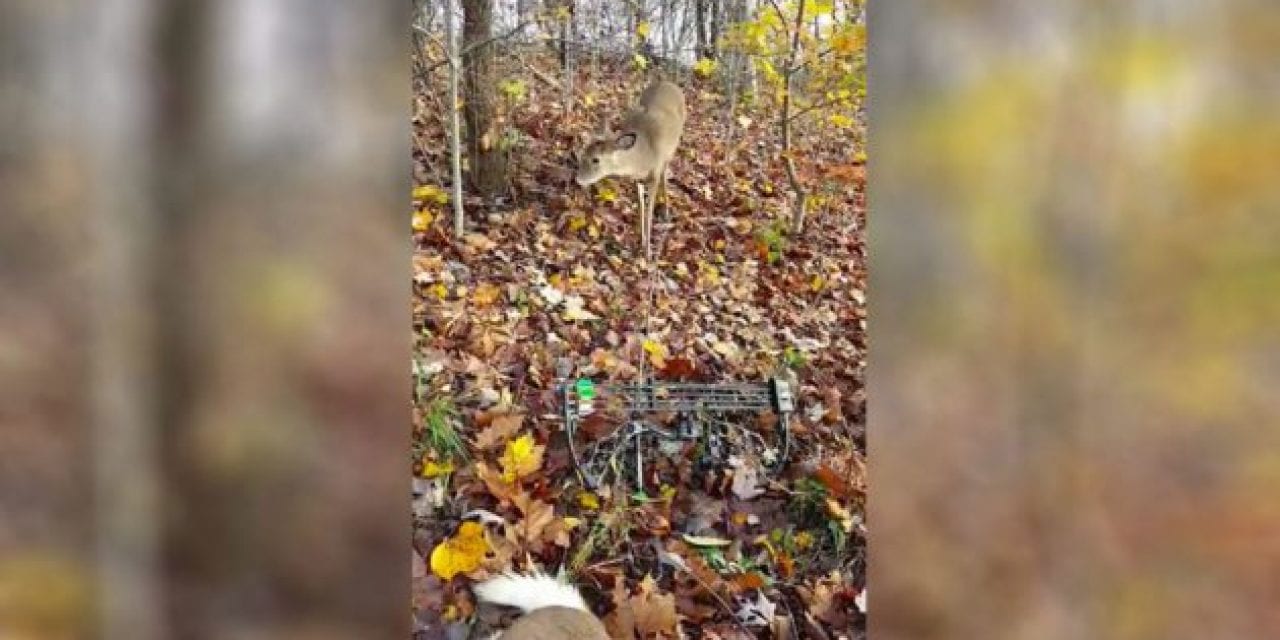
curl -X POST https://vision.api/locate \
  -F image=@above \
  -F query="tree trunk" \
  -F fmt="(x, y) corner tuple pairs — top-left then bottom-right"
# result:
(561, 0), (576, 112)
(462, 0), (509, 199)
(445, 0), (466, 236)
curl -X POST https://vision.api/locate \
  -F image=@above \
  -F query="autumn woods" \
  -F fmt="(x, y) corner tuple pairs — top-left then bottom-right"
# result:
(413, 0), (867, 638)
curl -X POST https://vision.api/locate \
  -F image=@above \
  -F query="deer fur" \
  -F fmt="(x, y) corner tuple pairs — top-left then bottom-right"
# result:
(473, 571), (609, 640)
(573, 80), (687, 259)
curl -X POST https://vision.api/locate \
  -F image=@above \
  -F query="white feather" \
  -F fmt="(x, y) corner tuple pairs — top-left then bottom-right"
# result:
(473, 571), (589, 614)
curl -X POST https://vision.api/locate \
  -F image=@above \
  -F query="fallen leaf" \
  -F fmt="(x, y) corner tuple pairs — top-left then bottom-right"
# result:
(681, 534), (733, 548)
(421, 460), (454, 478)
(474, 413), (524, 451)
(472, 282), (503, 306)
(631, 574), (680, 635)
(730, 458), (765, 500)
(499, 434), (545, 483)
(429, 521), (488, 580)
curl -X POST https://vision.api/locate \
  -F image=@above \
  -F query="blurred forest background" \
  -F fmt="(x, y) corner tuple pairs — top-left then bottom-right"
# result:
(410, 0), (868, 638)
(0, 0), (1276, 639)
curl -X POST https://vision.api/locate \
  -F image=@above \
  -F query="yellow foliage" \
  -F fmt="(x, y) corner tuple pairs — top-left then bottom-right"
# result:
(794, 530), (815, 550)
(806, 0), (836, 16)
(693, 58), (718, 78)
(633, 53), (650, 71)
(636, 21), (651, 40)
(568, 215), (588, 232)
(413, 184), (449, 205)
(577, 491), (600, 510)
(430, 283), (448, 299)
(429, 521), (488, 580)
(595, 184), (618, 203)
(411, 209), (433, 232)
(829, 113), (855, 128)
(830, 25), (866, 54)
(500, 433), (545, 483)
(472, 282), (502, 306)
(421, 459), (454, 478)
(642, 339), (668, 368)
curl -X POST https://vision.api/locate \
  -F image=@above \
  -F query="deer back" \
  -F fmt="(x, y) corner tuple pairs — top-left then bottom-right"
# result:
(574, 80), (686, 185)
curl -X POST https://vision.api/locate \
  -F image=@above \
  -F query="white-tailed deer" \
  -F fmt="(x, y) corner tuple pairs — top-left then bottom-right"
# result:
(473, 571), (610, 640)
(574, 80), (687, 259)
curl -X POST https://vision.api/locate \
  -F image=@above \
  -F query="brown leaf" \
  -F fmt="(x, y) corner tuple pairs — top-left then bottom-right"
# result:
(511, 490), (556, 546)
(631, 574), (680, 636)
(659, 356), (697, 381)
(474, 461), (520, 505)
(473, 413), (524, 451)
(812, 463), (850, 499)
(808, 579), (849, 629)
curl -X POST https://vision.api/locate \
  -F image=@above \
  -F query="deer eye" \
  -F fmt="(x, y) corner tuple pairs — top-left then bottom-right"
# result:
(591, 158), (599, 165)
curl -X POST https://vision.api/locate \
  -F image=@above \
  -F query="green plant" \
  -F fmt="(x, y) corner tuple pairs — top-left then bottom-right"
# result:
(755, 218), (789, 264)
(782, 346), (808, 370)
(419, 396), (468, 462)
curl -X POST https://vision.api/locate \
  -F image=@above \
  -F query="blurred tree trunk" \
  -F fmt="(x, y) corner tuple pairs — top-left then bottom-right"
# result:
(561, 0), (576, 111)
(463, 0), (510, 199)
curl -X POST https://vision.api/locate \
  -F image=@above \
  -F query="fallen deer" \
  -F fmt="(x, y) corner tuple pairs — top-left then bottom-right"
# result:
(573, 79), (687, 259)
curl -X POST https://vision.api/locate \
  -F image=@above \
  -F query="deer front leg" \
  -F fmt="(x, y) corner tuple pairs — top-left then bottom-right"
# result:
(657, 163), (669, 216)
(643, 172), (660, 259)
(635, 181), (648, 257)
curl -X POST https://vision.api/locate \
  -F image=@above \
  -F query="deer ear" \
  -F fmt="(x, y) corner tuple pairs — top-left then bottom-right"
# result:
(615, 133), (637, 150)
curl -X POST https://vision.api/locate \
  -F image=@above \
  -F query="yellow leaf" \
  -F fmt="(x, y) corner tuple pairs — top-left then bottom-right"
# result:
(810, 274), (825, 292)
(411, 209), (433, 232)
(421, 460), (454, 478)
(828, 113), (855, 128)
(431, 283), (448, 299)
(500, 433), (545, 483)
(568, 215), (588, 232)
(660, 484), (677, 502)
(562, 516), (582, 529)
(693, 58), (718, 77)
(642, 339), (667, 369)
(794, 530), (815, 550)
(577, 491), (600, 510)
(412, 184), (449, 205)
(634, 53), (650, 70)
(806, 0), (836, 16)
(472, 282), (502, 306)
(636, 21), (651, 40)
(596, 184), (618, 203)
(429, 521), (488, 580)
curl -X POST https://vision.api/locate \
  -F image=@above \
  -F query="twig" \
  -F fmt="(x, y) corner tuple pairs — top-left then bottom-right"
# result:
(514, 54), (562, 90)
(424, 21), (535, 73)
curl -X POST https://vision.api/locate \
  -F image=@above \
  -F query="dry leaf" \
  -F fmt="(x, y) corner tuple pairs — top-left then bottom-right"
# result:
(474, 413), (524, 451)
(631, 574), (680, 636)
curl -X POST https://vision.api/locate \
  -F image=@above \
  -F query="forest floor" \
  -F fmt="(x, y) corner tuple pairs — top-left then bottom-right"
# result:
(411, 51), (867, 640)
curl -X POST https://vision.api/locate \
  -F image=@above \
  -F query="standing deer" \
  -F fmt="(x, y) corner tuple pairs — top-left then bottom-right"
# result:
(573, 80), (687, 259)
